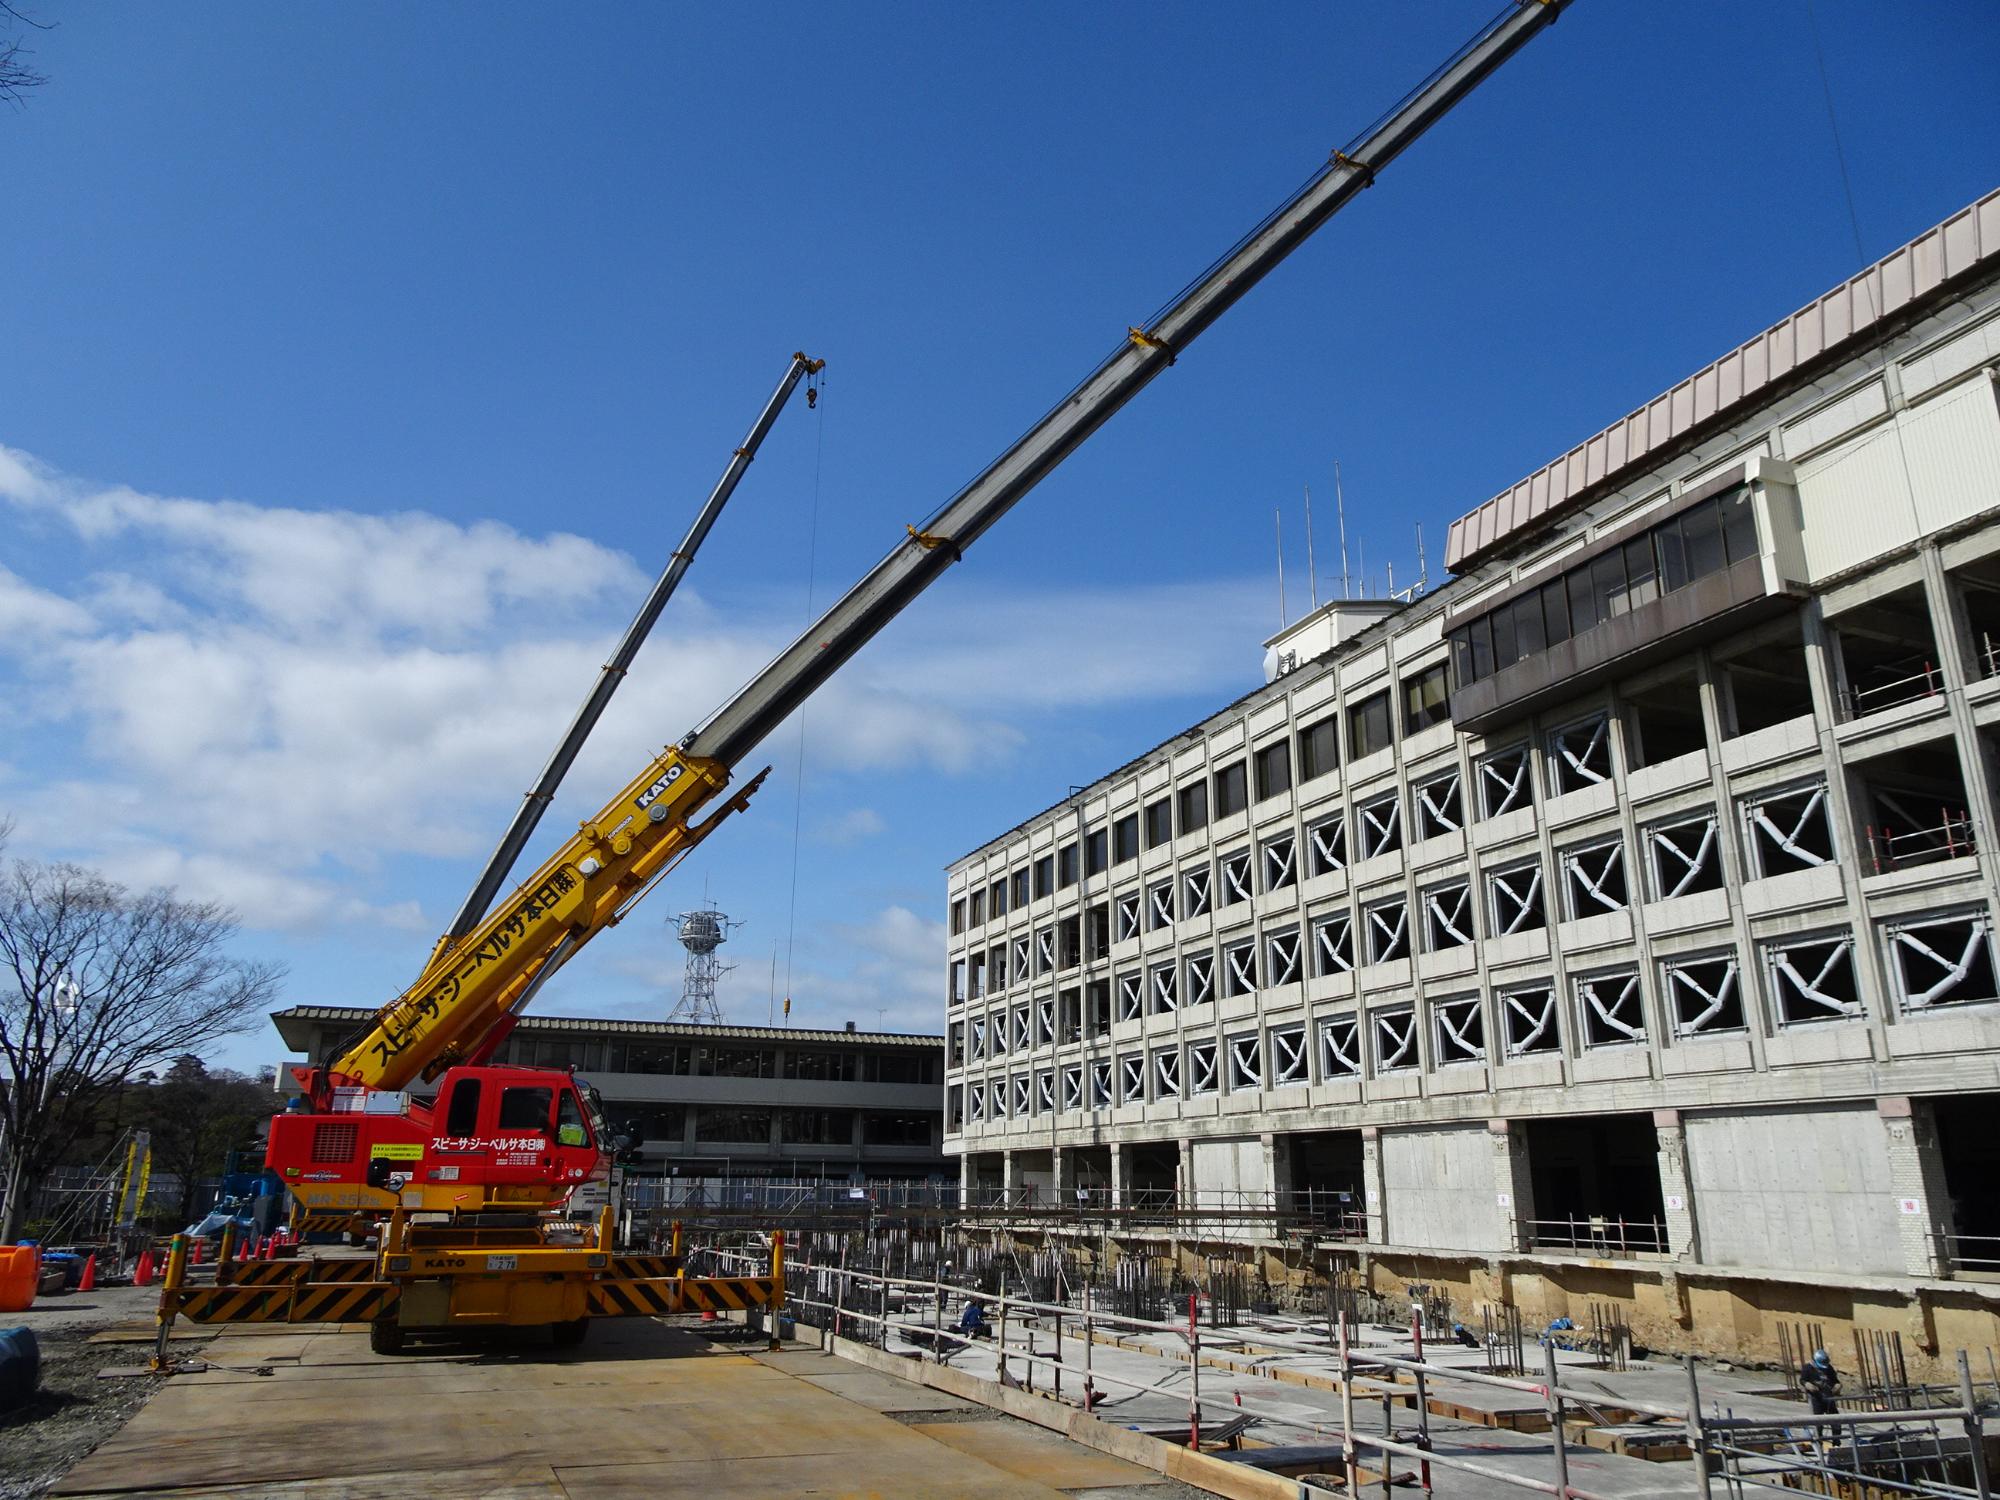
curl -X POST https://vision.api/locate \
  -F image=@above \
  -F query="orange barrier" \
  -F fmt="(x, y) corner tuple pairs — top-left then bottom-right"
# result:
(0, 1247), (37, 1312)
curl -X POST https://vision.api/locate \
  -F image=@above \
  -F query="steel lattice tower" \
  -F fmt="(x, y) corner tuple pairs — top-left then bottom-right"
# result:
(669, 906), (737, 1023)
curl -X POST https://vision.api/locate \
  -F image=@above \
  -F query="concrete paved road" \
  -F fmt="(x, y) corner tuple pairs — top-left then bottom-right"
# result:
(55, 1319), (1179, 1498)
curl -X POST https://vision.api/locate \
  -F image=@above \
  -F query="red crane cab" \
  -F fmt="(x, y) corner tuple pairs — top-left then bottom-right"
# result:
(267, 1064), (610, 1218)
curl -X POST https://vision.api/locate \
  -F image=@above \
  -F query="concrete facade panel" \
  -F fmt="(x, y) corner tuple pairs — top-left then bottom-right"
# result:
(1381, 1122), (1501, 1251)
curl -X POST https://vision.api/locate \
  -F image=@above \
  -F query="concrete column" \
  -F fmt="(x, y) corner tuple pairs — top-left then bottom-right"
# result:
(1360, 1127), (1387, 1244)
(1109, 1142), (1128, 1208)
(1488, 1119), (1535, 1252)
(1175, 1136), (1193, 1211)
(1051, 1146), (1076, 1200)
(1879, 1096), (1954, 1279)
(958, 1153), (972, 1210)
(1001, 1149), (1018, 1205)
(1261, 1132), (1292, 1211)
(1652, 1109), (1701, 1261)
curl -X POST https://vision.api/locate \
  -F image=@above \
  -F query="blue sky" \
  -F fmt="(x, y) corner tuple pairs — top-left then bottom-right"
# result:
(2, 2), (1996, 1070)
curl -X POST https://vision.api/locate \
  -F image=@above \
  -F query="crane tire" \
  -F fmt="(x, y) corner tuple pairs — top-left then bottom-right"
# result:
(550, 1317), (589, 1349)
(369, 1320), (406, 1356)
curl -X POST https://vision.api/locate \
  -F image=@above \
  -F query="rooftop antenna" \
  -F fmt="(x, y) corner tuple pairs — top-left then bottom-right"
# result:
(1416, 523), (1428, 594)
(1303, 484), (1319, 609)
(669, 902), (741, 1024)
(1357, 536), (1367, 600)
(1334, 461), (1353, 601)
(1275, 507), (1287, 627)
(767, 942), (778, 1026)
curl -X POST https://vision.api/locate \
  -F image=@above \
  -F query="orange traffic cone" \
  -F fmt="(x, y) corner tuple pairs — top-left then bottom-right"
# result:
(133, 1249), (155, 1287)
(190, 1238), (205, 1266)
(78, 1253), (96, 1291)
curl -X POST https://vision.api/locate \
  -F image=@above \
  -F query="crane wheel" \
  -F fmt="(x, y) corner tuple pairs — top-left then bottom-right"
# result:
(550, 1317), (589, 1349)
(369, 1319), (406, 1356)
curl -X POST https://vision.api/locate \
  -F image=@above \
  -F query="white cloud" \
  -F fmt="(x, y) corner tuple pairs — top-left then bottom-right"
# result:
(815, 806), (886, 844)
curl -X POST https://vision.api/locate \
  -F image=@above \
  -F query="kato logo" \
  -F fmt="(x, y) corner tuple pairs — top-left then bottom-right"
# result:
(634, 764), (683, 812)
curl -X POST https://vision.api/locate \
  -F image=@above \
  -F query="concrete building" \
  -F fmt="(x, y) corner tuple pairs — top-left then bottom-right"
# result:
(273, 1006), (949, 1182)
(943, 187), (2000, 1367)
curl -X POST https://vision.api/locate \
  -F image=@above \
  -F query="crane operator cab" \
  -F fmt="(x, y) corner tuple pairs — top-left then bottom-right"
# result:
(268, 1064), (609, 1218)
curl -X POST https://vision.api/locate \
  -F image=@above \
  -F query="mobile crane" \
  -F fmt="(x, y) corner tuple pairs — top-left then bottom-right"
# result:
(158, 0), (1573, 1358)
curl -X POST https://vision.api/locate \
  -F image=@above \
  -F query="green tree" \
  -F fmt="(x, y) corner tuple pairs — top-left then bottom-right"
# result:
(139, 1056), (276, 1223)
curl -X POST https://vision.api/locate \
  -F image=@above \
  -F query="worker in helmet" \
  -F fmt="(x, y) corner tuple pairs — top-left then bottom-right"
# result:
(957, 1298), (990, 1341)
(1799, 1349), (1841, 1416)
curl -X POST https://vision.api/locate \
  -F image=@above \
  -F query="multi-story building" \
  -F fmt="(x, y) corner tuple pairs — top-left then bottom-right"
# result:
(943, 187), (2000, 1365)
(273, 1006), (949, 1182)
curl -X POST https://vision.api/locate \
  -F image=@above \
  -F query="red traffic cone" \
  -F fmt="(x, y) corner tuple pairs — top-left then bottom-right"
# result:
(190, 1238), (205, 1266)
(133, 1249), (155, 1287)
(78, 1253), (97, 1292)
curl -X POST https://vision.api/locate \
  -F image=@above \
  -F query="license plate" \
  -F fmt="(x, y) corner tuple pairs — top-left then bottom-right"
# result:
(486, 1254), (518, 1271)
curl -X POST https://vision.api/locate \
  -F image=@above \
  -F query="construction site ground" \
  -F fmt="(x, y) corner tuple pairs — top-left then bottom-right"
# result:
(47, 1313), (1210, 1499)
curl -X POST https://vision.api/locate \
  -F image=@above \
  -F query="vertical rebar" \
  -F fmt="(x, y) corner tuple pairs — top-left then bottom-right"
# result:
(1545, 1340), (1571, 1500)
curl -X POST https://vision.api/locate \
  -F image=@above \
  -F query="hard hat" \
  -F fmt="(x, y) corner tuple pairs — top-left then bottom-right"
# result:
(1812, 1349), (1832, 1366)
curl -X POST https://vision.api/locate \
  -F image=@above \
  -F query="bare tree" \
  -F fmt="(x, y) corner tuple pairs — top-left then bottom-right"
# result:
(0, 857), (283, 1241)
(140, 1055), (274, 1223)
(0, 3), (49, 107)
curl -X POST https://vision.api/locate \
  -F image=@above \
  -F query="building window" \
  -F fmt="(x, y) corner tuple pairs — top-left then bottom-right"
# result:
(1185, 952), (1216, 1006)
(1411, 770), (1463, 839)
(1011, 1005), (1032, 1053)
(1298, 715), (1339, 781)
(1561, 838), (1629, 918)
(1034, 925), (1055, 975)
(1118, 1053), (1146, 1103)
(988, 943), (1007, 994)
(1254, 740), (1292, 801)
(1312, 911), (1354, 975)
(1307, 813), (1346, 876)
(1010, 1074), (1031, 1118)
(1152, 1046), (1182, 1099)
(1346, 690), (1393, 760)
(1227, 1032), (1262, 1091)
(695, 1106), (773, 1143)
(1270, 1024), (1308, 1086)
(1663, 951), (1743, 1036)
(783, 1108), (853, 1145)
(1182, 865), (1213, 918)
(1187, 1039), (1219, 1095)
(1420, 881), (1475, 951)
(1548, 714), (1613, 794)
(1058, 916), (1081, 969)
(1262, 833), (1297, 891)
(1035, 1070), (1056, 1114)
(786, 1049), (858, 1082)
(1086, 905), (1110, 961)
(965, 1083), (984, 1123)
(1149, 961), (1177, 1014)
(1011, 868), (1030, 909)
(1355, 790), (1401, 860)
(1575, 970), (1646, 1047)
(702, 1047), (773, 1078)
(1178, 779), (1209, 835)
(1741, 782), (1835, 877)
(1085, 828), (1108, 877)
(1363, 898), (1408, 964)
(1764, 933), (1863, 1026)
(1009, 935), (1030, 984)
(950, 899), (965, 936)
(1145, 796), (1174, 848)
(1371, 1006), (1417, 1072)
(1116, 971), (1143, 1022)
(988, 878), (1007, 920)
(1058, 842), (1079, 888)
(967, 889), (985, 928)
(1222, 937), (1257, 997)
(966, 1015), (986, 1061)
(1219, 849), (1253, 905)
(1034, 996), (1055, 1047)
(1477, 744), (1531, 818)
(1645, 811), (1724, 900)
(1265, 927), (1301, 986)
(1214, 760), (1249, 819)
(1402, 662), (1450, 734)
(988, 1008), (1009, 1059)
(1090, 1059), (1113, 1108)
(1147, 878), (1175, 930)
(1112, 813), (1139, 864)
(1114, 890), (1141, 943)
(1061, 1064), (1084, 1112)
(1885, 910), (2000, 1012)
(1033, 855), (1054, 899)
(1320, 1014), (1360, 1078)
(1432, 995), (1485, 1064)
(968, 951), (986, 999)
(1500, 985), (1560, 1057)
(1487, 860), (1545, 936)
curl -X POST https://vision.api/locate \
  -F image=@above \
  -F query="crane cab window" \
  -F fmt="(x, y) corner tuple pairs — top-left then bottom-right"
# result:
(497, 1086), (554, 1134)
(444, 1078), (482, 1138)
(555, 1089), (590, 1148)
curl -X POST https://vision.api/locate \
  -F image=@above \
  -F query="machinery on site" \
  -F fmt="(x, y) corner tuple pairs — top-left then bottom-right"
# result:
(157, 0), (1573, 1360)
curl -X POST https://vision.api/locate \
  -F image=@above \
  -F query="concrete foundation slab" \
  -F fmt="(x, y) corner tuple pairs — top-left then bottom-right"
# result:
(908, 1419), (1169, 1490)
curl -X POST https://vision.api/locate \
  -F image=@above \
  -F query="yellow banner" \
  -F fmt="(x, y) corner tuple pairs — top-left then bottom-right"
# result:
(369, 1143), (423, 1160)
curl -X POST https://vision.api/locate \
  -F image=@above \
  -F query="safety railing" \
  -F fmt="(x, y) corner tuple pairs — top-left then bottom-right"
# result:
(1944, 1232), (2000, 1277)
(1865, 812), (1977, 873)
(1840, 656), (1943, 720)
(714, 1249), (1998, 1500)
(1525, 1214), (1669, 1258)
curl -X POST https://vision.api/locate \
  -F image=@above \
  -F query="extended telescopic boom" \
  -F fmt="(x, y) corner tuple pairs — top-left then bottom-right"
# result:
(314, 0), (1570, 1099)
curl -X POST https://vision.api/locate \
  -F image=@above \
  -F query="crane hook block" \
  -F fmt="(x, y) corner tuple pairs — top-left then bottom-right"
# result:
(1127, 327), (1176, 364)
(905, 524), (963, 562)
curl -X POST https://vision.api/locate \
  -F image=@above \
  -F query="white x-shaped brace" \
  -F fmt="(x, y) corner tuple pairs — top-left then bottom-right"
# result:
(1228, 1036), (1260, 1088)
(1222, 855), (1254, 904)
(1651, 819), (1718, 898)
(1554, 717), (1611, 787)
(966, 1087), (985, 1121)
(1492, 867), (1543, 933)
(1417, 774), (1463, 835)
(1267, 933), (1301, 984)
(1771, 942), (1856, 1016)
(1321, 1020), (1360, 1075)
(989, 1015), (1008, 1055)
(1061, 1067), (1083, 1110)
(1035, 929), (1055, 969)
(1014, 1009), (1032, 1050)
(1565, 845), (1627, 913)
(1035, 999), (1054, 1043)
(1503, 989), (1557, 1053)
(1225, 944), (1257, 994)
(1188, 1046), (1218, 1092)
(1183, 869), (1212, 916)
(1036, 1073), (1056, 1110)
(1424, 885), (1473, 946)
(1748, 787), (1831, 868)
(1894, 924), (1989, 1007)
(1264, 838), (1297, 888)
(1315, 917), (1354, 973)
(1374, 1011), (1416, 1068)
(1116, 895), (1141, 941)
(1481, 752), (1529, 816)
(1149, 883), (1175, 927)
(1153, 1051), (1181, 1096)
(968, 1017), (986, 1057)
(1581, 975), (1644, 1040)
(1273, 1028), (1308, 1082)
(1150, 967), (1177, 1010)
(1012, 1076), (1031, 1114)
(1368, 903), (1408, 961)
(1668, 961), (1738, 1031)
(1011, 937), (1030, 977)
(1435, 1001), (1483, 1058)
(1310, 818), (1347, 873)
(1120, 1056), (1145, 1099)
(1117, 974), (1144, 1019)
(1090, 1063), (1113, 1107)
(988, 1082), (1007, 1120)
(1186, 956), (1215, 1005)
(1358, 797), (1401, 858)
